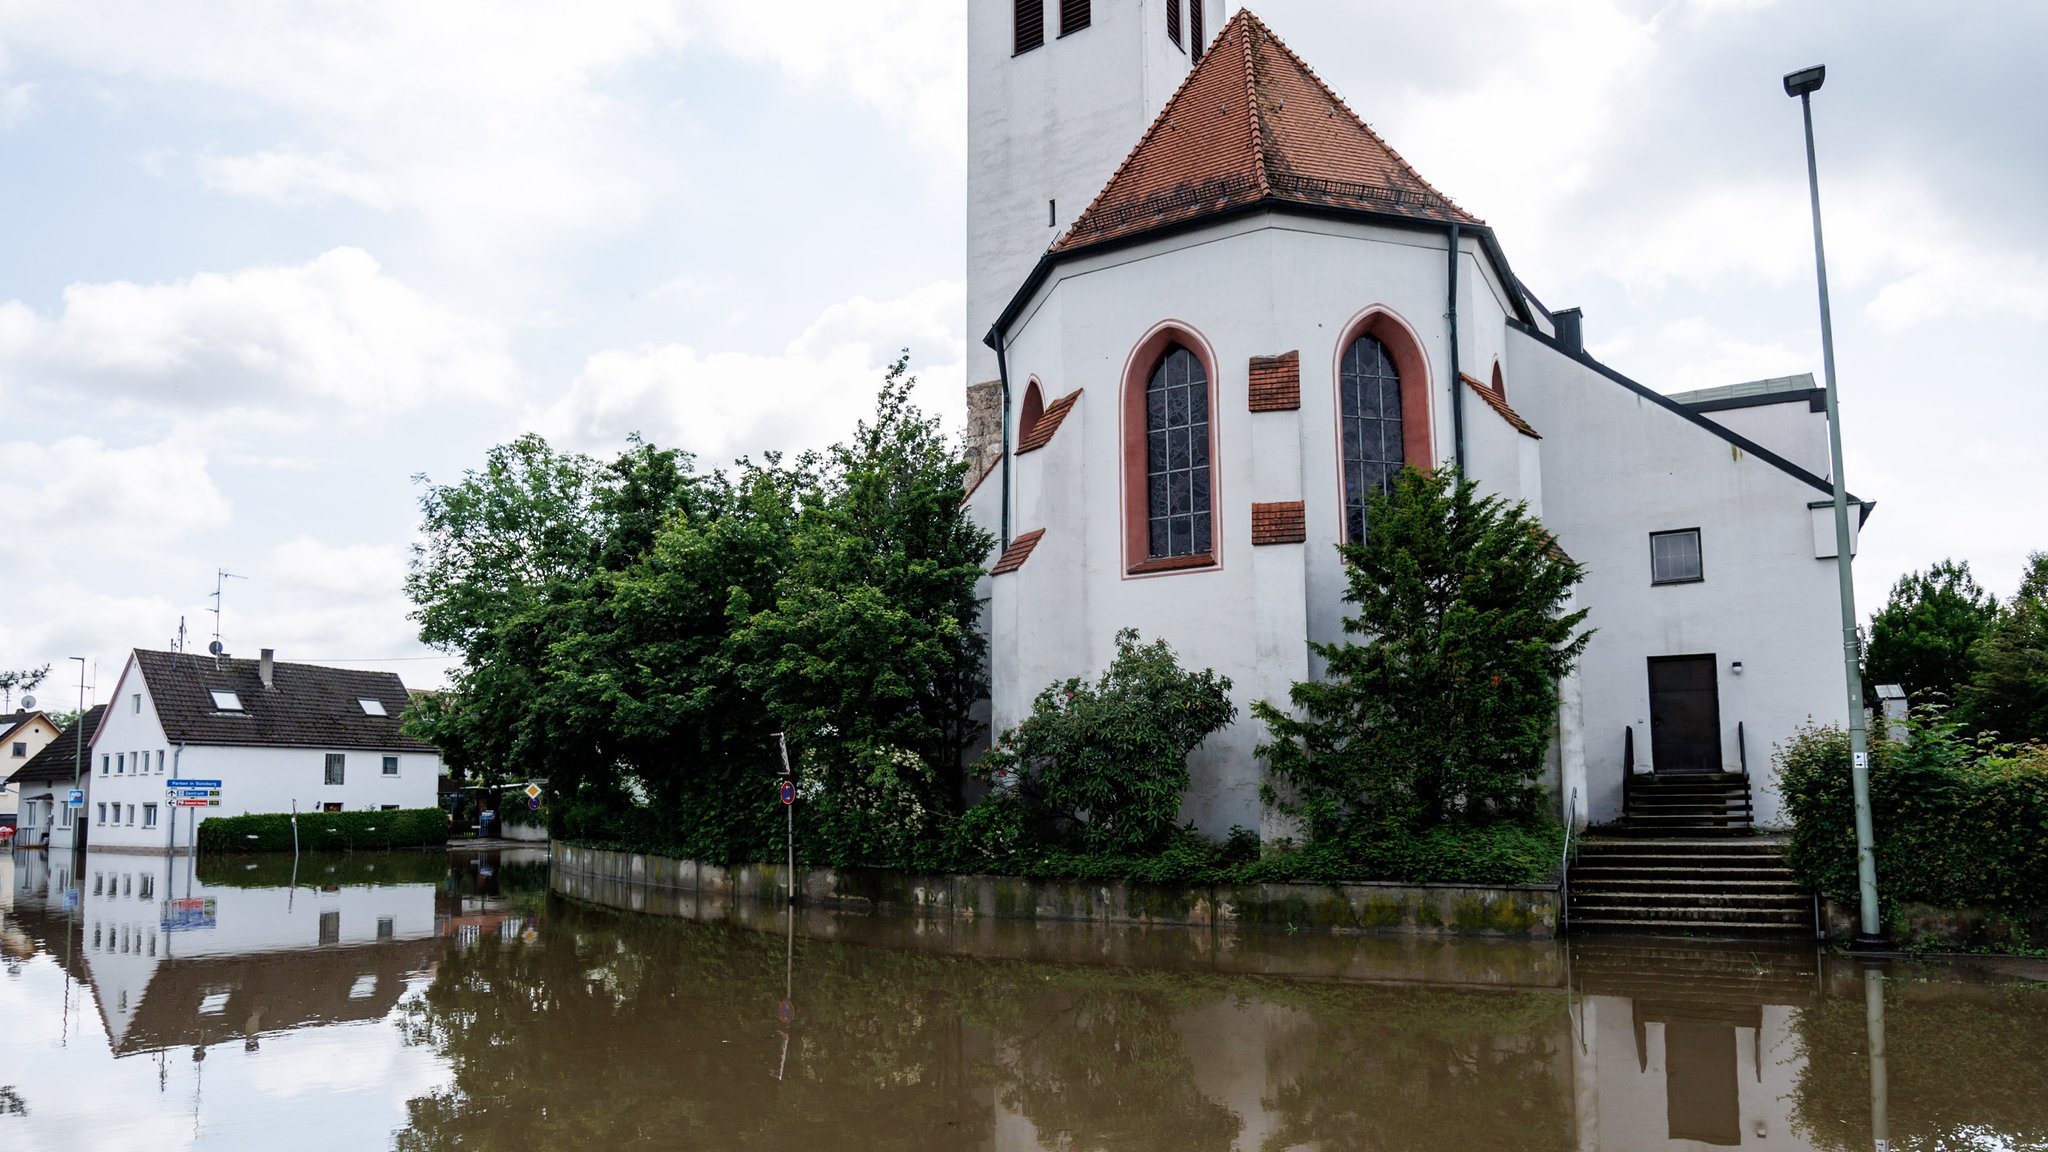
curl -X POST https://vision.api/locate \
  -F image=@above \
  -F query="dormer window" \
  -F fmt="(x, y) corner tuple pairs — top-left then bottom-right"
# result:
(359, 698), (387, 716)
(210, 690), (243, 712)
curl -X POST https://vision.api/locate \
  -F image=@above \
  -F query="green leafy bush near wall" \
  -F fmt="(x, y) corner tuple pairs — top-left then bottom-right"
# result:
(1777, 718), (2048, 916)
(197, 808), (450, 853)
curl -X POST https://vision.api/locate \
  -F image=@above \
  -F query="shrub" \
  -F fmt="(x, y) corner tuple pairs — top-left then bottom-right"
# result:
(1255, 467), (1588, 837)
(197, 808), (450, 853)
(1777, 716), (2048, 915)
(979, 629), (1235, 855)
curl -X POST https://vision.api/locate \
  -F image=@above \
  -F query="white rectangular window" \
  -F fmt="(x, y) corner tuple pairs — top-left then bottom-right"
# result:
(126, 805), (136, 825)
(382, 755), (399, 776)
(157, 751), (165, 773)
(101, 755), (109, 776)
(132, 693), (141, 714)
(116, 753), (125, 775)
(61, 805), (73, 828)
(210, 690), (243, 711)
(9, 741), (23, 757)
(144, 804), (159, 828)
(1650, 529), (1704, 585)
(97, 803), (107, 824)
(358, 698), (387, 717)
(325, 753), (346, 786)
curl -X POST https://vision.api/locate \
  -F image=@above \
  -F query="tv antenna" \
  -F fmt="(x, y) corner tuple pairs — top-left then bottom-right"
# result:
(173, 616), (188, 654)
(208, 569), (246, 665)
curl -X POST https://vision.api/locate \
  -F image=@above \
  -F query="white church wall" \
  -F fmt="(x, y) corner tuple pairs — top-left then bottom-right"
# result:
(1508, 328), (1852, 827)
(990, 215), (1518, 835)
(1700, 400), (1832, 479)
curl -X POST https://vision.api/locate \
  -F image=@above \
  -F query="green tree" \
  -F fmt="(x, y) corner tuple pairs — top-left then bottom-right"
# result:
(1958, 551), (2048, 745)
(981, 629), (1235, 855)
(1862, 558), (1999, 707)
(1254, 467), (1589, 837)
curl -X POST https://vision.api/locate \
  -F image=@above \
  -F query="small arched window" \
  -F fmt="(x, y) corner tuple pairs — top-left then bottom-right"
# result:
(1018, 380), (1045, 447)
(1339, 333), (1404, 543)
(1146, 344), (1210, 558)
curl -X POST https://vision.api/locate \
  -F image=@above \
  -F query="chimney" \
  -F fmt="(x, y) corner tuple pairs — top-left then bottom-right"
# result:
(1553, 307), (1585, 356)
(260, 649), (275, 691)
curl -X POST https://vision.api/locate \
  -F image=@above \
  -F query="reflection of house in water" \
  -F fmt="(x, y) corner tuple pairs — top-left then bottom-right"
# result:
(64, 850), (440, 1054)
(1572, 940), (1816, 1150)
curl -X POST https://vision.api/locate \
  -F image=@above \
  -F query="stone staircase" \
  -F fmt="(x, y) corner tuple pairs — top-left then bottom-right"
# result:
(1567, 772), (1812, 935)
(1611, 771), (1755, 836)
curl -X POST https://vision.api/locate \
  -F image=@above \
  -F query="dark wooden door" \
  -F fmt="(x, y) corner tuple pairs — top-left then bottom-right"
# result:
(1664, 1020), (1741, 1145)
(1649, 655), (1722, 773)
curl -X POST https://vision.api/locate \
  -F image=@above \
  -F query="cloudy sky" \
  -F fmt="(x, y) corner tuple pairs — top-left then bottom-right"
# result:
(0, 0), (2041, 702)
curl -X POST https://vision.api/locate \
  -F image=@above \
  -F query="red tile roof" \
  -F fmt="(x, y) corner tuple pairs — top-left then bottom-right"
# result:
(1461, 373), (1541, 439)
(1016, 388), (1081, 454)
(991, 529), (1045, 575)
(1056, 9), (1478, 255)
(1248, 352), (1300, 412)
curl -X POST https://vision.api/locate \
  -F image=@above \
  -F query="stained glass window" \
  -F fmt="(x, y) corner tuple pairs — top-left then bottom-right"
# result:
(1340, 333), (1405, 543)
(1146, 344), (1211, 558)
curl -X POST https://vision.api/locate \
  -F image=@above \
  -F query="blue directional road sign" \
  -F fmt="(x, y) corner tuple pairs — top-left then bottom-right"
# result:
(167, 779), (221, 789)
(67, 789), (84, 807)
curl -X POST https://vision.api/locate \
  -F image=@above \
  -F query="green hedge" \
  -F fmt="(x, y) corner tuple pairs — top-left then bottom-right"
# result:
(1779, 721), (2048, 915)
(197, 808), (450, 853)
(197, 850), (452, 887)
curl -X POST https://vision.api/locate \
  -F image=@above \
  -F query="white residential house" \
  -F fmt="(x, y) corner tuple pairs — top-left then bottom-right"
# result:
(86, 649), (441, 852)
(7, 704), (103, 850)
(961, 6), (1869, 834)
(2, 709), (62, 830)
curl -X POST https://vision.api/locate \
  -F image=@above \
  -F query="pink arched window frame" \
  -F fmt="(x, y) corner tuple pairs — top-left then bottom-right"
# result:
(1329, 306), (1436, 542)
(1120, 321), (1224, 577)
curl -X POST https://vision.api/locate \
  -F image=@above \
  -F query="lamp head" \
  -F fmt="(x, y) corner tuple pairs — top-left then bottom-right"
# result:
(1784, 65), (1825, 97)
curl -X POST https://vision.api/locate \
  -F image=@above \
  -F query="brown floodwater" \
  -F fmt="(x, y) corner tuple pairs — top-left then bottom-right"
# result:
(3, 848), (2045, 1151)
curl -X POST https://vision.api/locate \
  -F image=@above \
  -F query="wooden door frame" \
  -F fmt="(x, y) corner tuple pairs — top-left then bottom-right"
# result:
(1647, 653), (1723, 774)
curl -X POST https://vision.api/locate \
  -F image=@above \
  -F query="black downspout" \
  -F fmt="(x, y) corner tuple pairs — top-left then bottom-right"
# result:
(1446, 223), (1466, 474)
(987, 326), (1013, 548)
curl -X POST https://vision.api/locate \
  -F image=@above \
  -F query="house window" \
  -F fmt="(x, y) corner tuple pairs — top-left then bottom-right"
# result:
(1014, 0), (1044, 53)
(210, 690), (243, 711)
(380, 804), (400, 810)
(1339, 333), (1406, 543)
(1145, 344), (1212, 559)
(61, 805), (73, 828)
(358, 698), (387, 716)
(157, 751), (165, 773)
(101, 755), (109, 775)
(132, 693), (141, 714)
(377, 916), (395, 940)
(382, 755), (399, 777)
(1167, 0), (1182, 47)
(319, 910), (341, 946)
(116, 753), (125, 775)
(325, 753), (346, 786)
(97, 803), (107, 824)
(144, 804), (159, 829)
(1059, 0), (1089, 36)
(1651, 529), (1705, 585)
(126, 805), (136, 826)
(1191, 0), (1205, 60)
(9, 742), (22, 757)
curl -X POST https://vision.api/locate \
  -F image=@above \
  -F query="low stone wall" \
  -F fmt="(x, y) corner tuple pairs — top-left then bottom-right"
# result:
(551, 841), (1559, 939)
(1824, 897), (2048, 952)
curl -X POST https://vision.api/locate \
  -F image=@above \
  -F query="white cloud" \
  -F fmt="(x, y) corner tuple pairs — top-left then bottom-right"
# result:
(197, 148), (397, 209)
(0, 248), (519, 419)
(1592, 316), (1810, 396)
(695, 0), (966, 160)
(0, 435), (231, 552)
(536, 280), (966, 463)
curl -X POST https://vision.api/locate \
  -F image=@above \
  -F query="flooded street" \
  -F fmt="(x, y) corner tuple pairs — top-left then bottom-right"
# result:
(3, 849), (2045, 1151)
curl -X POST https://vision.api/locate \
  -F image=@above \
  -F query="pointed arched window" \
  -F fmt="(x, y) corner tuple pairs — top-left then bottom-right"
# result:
(1339, 333), (1404, 543)
(1146, 344), (1210, 558)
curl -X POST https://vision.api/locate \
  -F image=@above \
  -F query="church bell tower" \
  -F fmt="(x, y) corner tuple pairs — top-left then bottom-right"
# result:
(965, 0), (1227, 471)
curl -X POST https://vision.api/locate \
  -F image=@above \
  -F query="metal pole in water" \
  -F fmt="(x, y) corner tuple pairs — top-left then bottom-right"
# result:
(1863, 964), (1889, 1150)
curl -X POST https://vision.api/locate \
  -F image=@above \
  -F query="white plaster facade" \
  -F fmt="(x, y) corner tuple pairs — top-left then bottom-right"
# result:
(83, 651), (440, 852)
(965, 6), (1864, 834)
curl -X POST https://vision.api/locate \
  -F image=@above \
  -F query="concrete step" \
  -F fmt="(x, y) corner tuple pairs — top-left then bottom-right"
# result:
(1571, 896), (1810, 916)
(1570, 877), (1803, 892)
(1569, 904), (1809, 925)
(1570, 916), (1811, 935)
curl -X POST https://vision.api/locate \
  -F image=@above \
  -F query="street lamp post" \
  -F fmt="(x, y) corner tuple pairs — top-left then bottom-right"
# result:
(69, 656), (86, 848)
(1785, 64), (1887, 949)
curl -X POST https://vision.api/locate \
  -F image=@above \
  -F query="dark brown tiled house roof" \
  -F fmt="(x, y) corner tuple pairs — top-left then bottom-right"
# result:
(1017, 389), (1081, 454)
(1056, 9), (1478, 255)
(131, 649), (434, 752)
(7, 704), (105, 785)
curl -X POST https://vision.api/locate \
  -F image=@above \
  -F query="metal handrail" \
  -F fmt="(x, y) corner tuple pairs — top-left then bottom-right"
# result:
(1560, 786), (1580, 932)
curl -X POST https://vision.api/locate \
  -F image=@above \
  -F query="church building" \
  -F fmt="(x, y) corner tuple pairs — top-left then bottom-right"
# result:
(961, 3), (1869, 835)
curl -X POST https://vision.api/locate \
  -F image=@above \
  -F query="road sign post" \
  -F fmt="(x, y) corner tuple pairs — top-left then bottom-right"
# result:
(772, 732), (795, 905)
